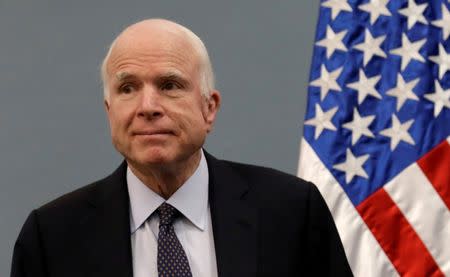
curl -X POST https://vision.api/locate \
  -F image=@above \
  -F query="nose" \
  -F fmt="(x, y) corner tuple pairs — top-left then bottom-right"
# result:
(136, 85), (164, 120)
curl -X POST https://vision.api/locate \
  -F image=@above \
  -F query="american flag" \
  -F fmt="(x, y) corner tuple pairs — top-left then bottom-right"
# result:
(297, 0), (450, 276)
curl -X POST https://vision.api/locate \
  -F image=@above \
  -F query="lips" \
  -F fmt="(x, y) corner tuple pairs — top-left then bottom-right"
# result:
(132, 129), (174, 136)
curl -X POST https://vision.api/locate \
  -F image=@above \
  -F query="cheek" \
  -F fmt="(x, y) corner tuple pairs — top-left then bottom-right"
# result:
(169, 107), (207, 137)
(183, 103), (208, 127)
(108, 106), (133, 134)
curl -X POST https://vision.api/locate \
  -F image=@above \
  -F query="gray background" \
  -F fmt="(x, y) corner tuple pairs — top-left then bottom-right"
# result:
(0, 0), (319, 273)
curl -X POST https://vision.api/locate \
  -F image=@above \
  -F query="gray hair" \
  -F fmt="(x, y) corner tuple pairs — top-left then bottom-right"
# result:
(100, 19), (215, 101)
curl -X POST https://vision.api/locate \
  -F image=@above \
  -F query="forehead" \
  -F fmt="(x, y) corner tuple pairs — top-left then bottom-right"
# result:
(106, 26), (201, 79)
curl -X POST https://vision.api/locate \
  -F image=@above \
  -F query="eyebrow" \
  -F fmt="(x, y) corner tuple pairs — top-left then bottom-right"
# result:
(115, 71), (134, 81)
(159, 70), (186, 80)
(159, 71), (191, 86)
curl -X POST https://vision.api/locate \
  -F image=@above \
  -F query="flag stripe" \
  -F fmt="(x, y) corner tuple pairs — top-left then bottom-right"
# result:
(384, 162), (450, 275)
(356, 188), (444, 277)
(417, 139), (450, 210)
(298, 139), (398, 277)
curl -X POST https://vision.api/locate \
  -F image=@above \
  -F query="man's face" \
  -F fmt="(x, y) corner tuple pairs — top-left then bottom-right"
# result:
(104, 26), (220, 169)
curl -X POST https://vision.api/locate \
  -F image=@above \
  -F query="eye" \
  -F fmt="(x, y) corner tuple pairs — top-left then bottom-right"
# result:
(161, 81), (181, 91)
(118, 83), (136, 94)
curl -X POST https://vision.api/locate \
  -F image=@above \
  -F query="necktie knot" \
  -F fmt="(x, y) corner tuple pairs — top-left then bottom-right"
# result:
(157, 202), (179, 226)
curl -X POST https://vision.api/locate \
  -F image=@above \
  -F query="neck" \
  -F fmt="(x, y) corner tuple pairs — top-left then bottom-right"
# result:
(127, 150), (202, 199)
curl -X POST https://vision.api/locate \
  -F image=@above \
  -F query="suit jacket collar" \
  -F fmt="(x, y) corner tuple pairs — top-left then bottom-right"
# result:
(80, 161), (133, 277)
(205, 151), (259, 277)
(80, 151), (258, 277)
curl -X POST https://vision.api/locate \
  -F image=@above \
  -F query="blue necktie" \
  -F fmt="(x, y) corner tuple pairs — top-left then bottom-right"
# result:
(157, 202), (193, 277)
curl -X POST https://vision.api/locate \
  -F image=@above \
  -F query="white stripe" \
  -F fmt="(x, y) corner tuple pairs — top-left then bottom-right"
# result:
(297, 138), (398, 277)
(384, 162), (450, 275)
(447, 136), (450, 144)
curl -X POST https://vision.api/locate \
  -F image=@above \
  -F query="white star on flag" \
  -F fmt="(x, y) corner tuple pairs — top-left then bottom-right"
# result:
(386, 74), (420, 111)
(429, 44), (450, 80)
(353, 29), (387, 66)
(424, 80), (450, 117)
(380, 114), (416, 151)
(358, 0), (392, 25)
(343, 108), (376, 145)
(321, 0), (353, 20)
(310, 65), (343, 101)
(347, 69), (382, 104)
(398, 0), (428, 29)
(304, 104), (338, 139)
(315, 26), (348, 59)
(432, 3), (450, 41)
(333, 148), (370, 183)
(389, 33), (426, 71)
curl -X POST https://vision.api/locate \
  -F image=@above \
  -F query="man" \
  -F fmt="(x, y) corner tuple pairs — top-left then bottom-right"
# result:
(11, 19), (353, 277)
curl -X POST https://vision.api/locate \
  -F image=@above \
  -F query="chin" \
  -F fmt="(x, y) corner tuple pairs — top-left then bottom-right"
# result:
(134, 147), (176, 165)
(124, 144), (201, 168)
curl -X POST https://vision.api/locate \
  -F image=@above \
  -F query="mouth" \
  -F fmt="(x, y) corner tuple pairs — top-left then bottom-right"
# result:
(132, 130), (175, 137)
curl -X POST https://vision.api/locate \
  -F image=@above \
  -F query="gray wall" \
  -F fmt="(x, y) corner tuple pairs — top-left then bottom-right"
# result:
(0, 0), (319, 273)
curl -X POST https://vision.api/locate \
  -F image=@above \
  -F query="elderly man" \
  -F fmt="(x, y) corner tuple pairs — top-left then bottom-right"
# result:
(11, 19), (352, 277)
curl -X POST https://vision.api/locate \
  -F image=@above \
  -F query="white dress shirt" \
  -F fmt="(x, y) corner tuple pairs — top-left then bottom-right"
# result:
(127, 151), (218, 277)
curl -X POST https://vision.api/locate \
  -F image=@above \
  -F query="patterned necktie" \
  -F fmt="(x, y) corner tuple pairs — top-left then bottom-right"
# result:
(157, 202), (193, 277)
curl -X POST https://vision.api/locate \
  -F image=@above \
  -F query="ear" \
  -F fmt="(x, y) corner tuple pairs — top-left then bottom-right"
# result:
(204, 90), (221, 133)
(104, 99), (110, 113)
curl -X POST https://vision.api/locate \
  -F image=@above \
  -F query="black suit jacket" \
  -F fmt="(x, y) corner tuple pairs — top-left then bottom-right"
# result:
(11, 152), (353, 276)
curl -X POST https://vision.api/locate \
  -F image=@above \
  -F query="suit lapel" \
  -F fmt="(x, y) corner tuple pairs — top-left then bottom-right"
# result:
(206, 152), (259, 277)
(79, 162), (134, 277)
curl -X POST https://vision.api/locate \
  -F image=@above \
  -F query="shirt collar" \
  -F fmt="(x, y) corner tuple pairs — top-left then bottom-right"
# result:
(127, 150), (209, 234)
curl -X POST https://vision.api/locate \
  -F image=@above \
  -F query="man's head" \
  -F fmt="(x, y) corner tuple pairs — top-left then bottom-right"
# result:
(101, 19), (215, 101)
(101, 19), (221, 170)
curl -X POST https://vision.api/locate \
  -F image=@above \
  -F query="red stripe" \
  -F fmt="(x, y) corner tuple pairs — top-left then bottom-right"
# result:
(417, 140), (450, 210)
(357, 188), (444, 277)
